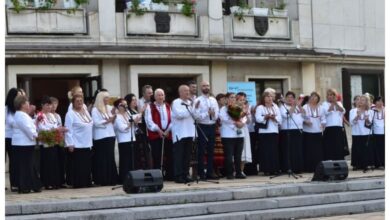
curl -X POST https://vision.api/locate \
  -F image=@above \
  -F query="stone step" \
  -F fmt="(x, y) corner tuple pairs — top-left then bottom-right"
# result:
(6, 189), (384, 220)
(6, 177), (384, 216)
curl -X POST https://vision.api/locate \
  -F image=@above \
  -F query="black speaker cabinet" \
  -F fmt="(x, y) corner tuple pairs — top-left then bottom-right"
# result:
(123, 169), (163, 193)
(312, 160), (349, 181)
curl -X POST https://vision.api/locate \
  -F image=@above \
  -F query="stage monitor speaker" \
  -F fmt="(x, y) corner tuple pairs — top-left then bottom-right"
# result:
(123, 169), (163, 193)
(312, 160), (348, 181)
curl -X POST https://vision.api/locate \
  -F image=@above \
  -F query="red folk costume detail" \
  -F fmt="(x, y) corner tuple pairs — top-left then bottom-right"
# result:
(147, 103), (172, 140)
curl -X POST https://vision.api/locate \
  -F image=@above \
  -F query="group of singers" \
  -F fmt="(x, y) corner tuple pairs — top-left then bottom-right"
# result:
(5, 81), (385, 193)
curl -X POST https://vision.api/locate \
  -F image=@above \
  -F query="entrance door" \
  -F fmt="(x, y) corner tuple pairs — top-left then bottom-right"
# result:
(138, 76), (196, 104)
(17, 75), (100, 121)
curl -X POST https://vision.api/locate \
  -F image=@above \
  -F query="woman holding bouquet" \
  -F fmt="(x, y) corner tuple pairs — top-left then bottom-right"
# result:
(219, 93), (246, 179)
(255, 91), (282, 175)
(12, 95), (42, 193)
(65, 94), (93, 188)
(91, 91), (118, 186)
(37, 96), (66, 189)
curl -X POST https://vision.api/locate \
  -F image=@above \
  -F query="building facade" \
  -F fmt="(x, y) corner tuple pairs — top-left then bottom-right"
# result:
(5, 0), (385, 118)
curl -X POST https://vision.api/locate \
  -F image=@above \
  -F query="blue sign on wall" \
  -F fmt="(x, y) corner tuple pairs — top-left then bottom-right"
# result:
(227, 82), (257, 107)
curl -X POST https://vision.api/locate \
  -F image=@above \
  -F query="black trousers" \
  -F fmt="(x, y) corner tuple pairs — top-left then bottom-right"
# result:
(197, 124), (216, 177)
(13, 146), (42, 192)
(40, 145), (62, 188)
(118, 141), (136, 183)
(92, 137), (118, 186)
(66, 148), (92, 188)
(173, 137), (193, 179)
(6, 138), (17, 188)
(221, 137), (244, 177)
(150, 138), (173, 179)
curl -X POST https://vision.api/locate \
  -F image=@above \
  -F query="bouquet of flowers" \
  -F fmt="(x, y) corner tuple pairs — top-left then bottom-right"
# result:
(37, 129), (65, 147)
(227, 104), (244, 135)
(227, 104), (243, 121)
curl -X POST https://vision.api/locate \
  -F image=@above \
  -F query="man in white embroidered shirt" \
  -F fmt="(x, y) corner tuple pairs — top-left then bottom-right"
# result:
(171, 85), (195, 183)
(193, 81), (219, 180)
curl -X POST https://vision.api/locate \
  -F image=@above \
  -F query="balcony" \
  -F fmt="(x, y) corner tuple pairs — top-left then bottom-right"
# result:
(231, 15), (290, 40)
(6, 8), (88, 35)
(125, 10), (199, 37)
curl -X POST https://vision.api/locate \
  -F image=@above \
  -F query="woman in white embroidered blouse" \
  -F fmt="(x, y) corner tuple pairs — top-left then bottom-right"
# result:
(372, 96), (385, 169)
(36, 96), (65, 189)
(91, 91), (118, 186)
(12, 95), (42, 193)
(64, 94), (93, 188)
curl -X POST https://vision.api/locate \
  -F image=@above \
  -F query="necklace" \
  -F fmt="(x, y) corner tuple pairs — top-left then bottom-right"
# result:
(309, 105), (319, 118)
(75, 109), (92, 123)
(44, 112), (57, 124)
(376, 109), (384, 120)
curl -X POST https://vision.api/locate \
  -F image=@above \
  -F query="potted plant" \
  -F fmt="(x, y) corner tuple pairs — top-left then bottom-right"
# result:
(34, 0), (56, 9)
(150, 0), (169, 12)
(127, 0), (148, 17)
(178, 0), (195, 17)
(232, 0), (250, 22)
(251, 0), (269, 16)
(8, 0), (28, 13)
(272, 0), (287, 16)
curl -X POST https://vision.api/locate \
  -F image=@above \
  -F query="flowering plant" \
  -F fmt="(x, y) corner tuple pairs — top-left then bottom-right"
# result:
(38, 129), (65, 147)
(181, 0), (196, 17)
(227, 104), (243, 121)
(36, 112), (45, 123)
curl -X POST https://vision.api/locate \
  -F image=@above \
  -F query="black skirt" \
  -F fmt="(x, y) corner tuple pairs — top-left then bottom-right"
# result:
(351, 135), (375, 169)
(303, 132), (323, 172)
(57, 146), (66, 185)
(118, 141), (136, 184)
(92, 137), (118, 186)
(12, 146), (42, 192)
(258, 133), (280, 173)
(66, 147), (92, 188)
(280, 130), (304, 173)
(39, 145), (62, 188)
(373, 134), (385, 167)
(6, 138), (17, 188)
(323, 126), (345, 160)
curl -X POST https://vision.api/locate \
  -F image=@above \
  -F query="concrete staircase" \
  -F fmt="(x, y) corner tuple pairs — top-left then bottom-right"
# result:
(6, 177), (384, 220)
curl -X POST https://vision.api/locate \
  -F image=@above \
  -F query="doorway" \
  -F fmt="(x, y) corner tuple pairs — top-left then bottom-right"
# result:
(17, 75), (101, 121)
(138, 76), (196, 104)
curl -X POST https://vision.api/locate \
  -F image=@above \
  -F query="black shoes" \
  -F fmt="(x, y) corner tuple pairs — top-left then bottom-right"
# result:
(174, 177), (186, 184)
(226, 175), (235, 180)
(206, 174), (220, 180)
(235, 173), (246, 179)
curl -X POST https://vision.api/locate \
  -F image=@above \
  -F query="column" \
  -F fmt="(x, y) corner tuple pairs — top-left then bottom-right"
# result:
(102, 59), (121, 97)
(301, 62), (316, 95)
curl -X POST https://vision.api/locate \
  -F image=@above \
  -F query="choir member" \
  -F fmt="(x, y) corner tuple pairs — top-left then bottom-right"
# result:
(350, 95), (375, 170)
(137, 85), (153, 113)
(188, 80), (198, 103)
(114, 98), (141, 183)
(193, 81), (219, 180)
(321, 89), (346, 160)
(219, 92), (246, 179)
(50, 96), (66, 187)
(213, 93), (226, 177)
(91, 91), (118, 186)
(372, 96), (385, 168)
(255, 91), (282, 175)
(302, 92), (326, 172)
(12, 95), (42, 193)
(236, 92), (251, 178)
(279, 91), (305, 173)
(36, 96), (64, 189)
(171, 85), (195, 183)
(5, 88), (21, 192)
(67, 86), (87, 111)
(64, 94), (93, 188)
(125, 93), (149, 169)
(145, 89), (174, 180)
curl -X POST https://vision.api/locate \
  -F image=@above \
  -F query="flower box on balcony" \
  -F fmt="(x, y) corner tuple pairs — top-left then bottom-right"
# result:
(6, 8), (88, 35)
(231, 15), (290, 39)
(125, 11), (198, 37)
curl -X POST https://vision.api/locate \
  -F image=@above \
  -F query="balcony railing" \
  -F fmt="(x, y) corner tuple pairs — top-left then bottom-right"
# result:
(231, 15), (290, 40)
(6, 8), (88, 35)
(125, 10), (199, 37)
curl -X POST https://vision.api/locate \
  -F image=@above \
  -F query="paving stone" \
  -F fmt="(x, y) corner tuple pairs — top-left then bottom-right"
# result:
(207, 198), (278, 214)
(266, 185), (300, 197)
(347, 179), (385, 191)
(231, 187), (267, 200)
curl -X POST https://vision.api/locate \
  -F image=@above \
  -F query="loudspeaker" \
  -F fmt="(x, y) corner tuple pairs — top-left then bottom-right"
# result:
(123, 169), (163, 193)
(312, 160), (349, 181)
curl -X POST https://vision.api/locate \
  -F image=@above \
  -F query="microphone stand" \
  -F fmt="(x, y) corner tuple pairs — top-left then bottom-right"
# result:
(363, 110), (376, 173)
(183, 103), (219, 185)
(270, 102), (303, 180)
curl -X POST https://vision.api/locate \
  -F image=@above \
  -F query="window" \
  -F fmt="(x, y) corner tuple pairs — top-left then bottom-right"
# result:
(248, 78), (284, 102)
